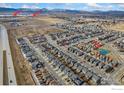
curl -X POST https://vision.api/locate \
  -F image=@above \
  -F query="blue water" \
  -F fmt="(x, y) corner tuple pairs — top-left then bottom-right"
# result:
(99, 49), (110, 55)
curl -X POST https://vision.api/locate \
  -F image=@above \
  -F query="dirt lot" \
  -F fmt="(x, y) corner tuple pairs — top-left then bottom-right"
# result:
(114, 68), (124, 85)
(10, 27), (63, 38)
(3, 51), (8, 85)
(7, 29), (35, 85)
(102, 22), (124, 32)
(109, 22), (124, 32)
(35, 16), (66, 24)
(6, 16), (64, 38)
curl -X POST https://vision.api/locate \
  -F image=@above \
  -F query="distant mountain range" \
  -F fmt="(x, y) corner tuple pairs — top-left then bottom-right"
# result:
(0, 7), (17, 12)
(0, 7), (124, 17)
(92, 10), (124, 17)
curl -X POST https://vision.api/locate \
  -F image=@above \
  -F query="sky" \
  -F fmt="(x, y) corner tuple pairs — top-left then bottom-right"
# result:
(0, 3), (124, 11)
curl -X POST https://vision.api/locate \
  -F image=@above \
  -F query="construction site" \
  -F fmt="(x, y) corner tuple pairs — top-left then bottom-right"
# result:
(0, 5), (124, 85)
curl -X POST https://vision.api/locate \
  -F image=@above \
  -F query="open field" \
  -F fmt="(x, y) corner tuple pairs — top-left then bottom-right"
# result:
(8, 29), (35, 85)
(109, 22), (124, 32)
(3, 51), (8, 85)
(35, 16), (67, 24)
(6, 17), (64, 38)
(114, 68), (124, 85)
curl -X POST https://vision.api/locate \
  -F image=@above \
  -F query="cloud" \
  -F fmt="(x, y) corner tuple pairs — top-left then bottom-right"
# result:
(0, 3), (12, 8)
(107, 5), (113, 9)
(86, 3), (113, 10)
(21, 4), (40, 9)
(118, 3), (124, 7)
(21, 5), (30, 8)
(63, 4), (74, 10)
(87, 3), (102, 8)
(63, 3), (82, 10)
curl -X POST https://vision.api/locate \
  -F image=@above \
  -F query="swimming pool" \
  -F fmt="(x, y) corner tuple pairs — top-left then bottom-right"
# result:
(99, 49), (110, 55)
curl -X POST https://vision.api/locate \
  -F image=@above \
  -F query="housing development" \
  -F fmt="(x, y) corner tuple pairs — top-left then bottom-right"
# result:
(0, 4), (124, 85)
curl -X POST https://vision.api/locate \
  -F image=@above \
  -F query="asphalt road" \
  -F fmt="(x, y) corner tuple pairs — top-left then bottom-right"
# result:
(0, 24), (17, 85)
(45, 34), (115, 84)
(0, 26), (3, 85)
(24, 38), (65, 85)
